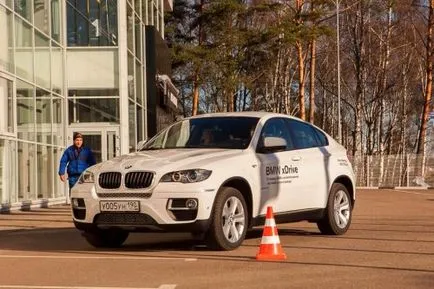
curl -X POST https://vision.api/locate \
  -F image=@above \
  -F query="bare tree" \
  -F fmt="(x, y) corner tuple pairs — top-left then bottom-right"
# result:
(416, 0), (433, 168)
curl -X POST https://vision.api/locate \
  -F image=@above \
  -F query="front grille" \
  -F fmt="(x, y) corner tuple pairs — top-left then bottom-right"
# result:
(125, 171), (154, 189)
(99, 172), (122, 189)
(97, 193), (152, 198)
(94, 213), (156, 225)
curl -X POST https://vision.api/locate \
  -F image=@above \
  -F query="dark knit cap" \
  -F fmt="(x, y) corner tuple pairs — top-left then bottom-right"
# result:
(73, 132), (83, 140)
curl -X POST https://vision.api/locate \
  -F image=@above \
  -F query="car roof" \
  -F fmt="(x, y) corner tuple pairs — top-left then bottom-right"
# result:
(186, 111), (300, 121)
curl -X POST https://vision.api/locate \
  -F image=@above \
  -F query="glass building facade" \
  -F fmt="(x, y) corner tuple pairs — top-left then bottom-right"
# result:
(0, 0), (176, 211)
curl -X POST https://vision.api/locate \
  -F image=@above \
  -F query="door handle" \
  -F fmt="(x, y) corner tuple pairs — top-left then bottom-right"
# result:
(291, 156), (301, 161)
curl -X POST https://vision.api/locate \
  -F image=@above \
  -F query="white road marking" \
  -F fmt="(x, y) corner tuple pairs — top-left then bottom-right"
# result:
(0, 255), (196, 262)
(0, 285), (176, 289)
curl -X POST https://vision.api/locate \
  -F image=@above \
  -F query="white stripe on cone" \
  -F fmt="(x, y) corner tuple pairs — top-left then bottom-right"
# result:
(260, 235), (281, 244)
(264, 218), (276, 226)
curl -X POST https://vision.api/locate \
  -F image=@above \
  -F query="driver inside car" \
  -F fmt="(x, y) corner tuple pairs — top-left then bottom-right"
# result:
(200, 129), (214, 145)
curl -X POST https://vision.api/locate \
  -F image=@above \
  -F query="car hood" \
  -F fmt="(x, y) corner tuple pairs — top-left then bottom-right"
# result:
(92, 148), (242, 173)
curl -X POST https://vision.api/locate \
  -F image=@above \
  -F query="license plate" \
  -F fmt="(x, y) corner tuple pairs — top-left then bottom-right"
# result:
(100, 201), (140, 212)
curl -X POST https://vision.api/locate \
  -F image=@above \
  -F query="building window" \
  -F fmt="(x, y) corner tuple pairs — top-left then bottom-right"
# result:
(0, 76), (15, 135)
(14, 0), (33, 23)
(51, 0), (61, 43)
(67, 0), (118, 47)
(0, 6), (14, 73)
(34, 0), (50, 35)
(68, 98), (120, 123)
(0, 139), (18, 205)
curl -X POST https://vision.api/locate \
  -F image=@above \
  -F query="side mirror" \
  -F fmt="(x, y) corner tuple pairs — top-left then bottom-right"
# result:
(257, 136), (287, 154)
(136, 139), (148, 151)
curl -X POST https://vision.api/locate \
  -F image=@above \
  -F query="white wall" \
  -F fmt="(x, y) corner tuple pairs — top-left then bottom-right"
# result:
(66, 48), (119, 89)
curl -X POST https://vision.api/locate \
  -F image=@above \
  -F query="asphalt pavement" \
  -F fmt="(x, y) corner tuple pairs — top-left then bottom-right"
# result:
(0, 188), (433, 289)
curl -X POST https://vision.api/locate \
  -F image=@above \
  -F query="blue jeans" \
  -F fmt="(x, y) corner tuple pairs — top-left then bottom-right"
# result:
(68, 175), (80, 189)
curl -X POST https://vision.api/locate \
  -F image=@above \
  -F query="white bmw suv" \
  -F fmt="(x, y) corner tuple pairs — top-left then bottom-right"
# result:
(71, 112), (356, 250)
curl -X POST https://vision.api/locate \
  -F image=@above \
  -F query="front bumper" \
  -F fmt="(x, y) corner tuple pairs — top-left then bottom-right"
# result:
(70, 182), (217, 233)
(73, 218), (211, 233)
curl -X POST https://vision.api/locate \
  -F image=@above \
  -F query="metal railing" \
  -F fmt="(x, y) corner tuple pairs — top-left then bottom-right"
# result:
(351, 154), (434, 187)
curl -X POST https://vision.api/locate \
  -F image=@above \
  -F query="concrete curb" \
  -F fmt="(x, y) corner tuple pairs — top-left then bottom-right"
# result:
(1, 197), (67, 213)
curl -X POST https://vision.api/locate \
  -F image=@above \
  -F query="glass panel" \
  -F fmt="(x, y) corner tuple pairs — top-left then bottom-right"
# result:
(128, 52), (135, 99)
(148, 0), (153, 25)
(0, 76), (14, 134)
(136, 105), (143, 143)
(51, 42), (63, 94)
(106, 0), (118, 45)
(36, 88), (51, 144)
(68, 98), (120, 123)
(35, 30), (51, 89)
(66, 0), (88, 46)
(68, 88), (119, 97)
(0, 139), (17, 204)
(4, 0), (13, 9)
(52, 97), (63, 145)
(37, 145), (53, 199)
(129, 100), (135, 152)
(15, 16), (34, 81)
(127, 4), (134, 51)
(67, 0), (117, 47)
(88, 0), (100, 46)
(34, 0), (49, 34)
(81, 133), (101, 163)
(14, 0), (33, 22)
(135, 0), (141, 16)
(51, 0), (61, 43)
(154, 4), (159, 31)
(17, 141), (36, 201)
(107, 131), (116, 160)
(135, 14), (141, 60)
(0, 7), (14, 73)
(142, 0), (147, 24)
(16, 80), (35, 141)
(53, 146), (65, 198)
(135, 60), (142, 104)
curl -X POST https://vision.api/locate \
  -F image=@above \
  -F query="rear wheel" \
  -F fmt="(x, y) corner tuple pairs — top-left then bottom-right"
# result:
(317, 183), (352, 235)
(206, 187), (248, 251)
(83, 228), (129, 248)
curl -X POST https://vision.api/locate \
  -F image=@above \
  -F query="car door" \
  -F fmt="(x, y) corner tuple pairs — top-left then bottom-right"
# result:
(283, 119), (329, 210)
(256, 117), (299, 214)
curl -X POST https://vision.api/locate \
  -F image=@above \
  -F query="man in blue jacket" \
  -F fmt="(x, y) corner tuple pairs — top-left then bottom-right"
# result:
(58, 132), (96, 189)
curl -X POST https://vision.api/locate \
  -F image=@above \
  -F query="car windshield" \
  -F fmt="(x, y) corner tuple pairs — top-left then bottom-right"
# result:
(141, 117), (259, 150)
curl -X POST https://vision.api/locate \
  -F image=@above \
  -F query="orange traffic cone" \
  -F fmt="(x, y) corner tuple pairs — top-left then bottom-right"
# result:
(256, 206), (287, 261)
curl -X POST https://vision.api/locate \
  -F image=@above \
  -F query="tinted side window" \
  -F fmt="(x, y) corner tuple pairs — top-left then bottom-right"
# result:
(259, 118), (294, 150)
(312, 127), (329, 147)
(286, 119), (320, 149)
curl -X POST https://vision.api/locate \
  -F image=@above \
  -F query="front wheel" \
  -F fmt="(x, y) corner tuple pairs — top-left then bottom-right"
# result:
(206, 187), (248, 251)
(317, 183), (352, 235)
(82, 228), (129, 248)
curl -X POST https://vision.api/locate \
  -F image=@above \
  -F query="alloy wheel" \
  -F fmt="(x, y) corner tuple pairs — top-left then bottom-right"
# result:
(333, 190), (350, 229)
(221, 196), (246, 243)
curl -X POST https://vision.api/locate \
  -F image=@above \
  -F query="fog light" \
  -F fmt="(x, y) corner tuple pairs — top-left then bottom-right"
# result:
(186, 199), (198, 209)
(72, 198), (79, 208)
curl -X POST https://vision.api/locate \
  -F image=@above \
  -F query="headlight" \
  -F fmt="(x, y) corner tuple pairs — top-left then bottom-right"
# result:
(78, 170), (95, 184)
(160, 169), (212, 183)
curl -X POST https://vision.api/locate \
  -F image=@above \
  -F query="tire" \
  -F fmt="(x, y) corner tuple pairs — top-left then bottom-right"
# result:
(317, 183), (352, 235)
(82, 228), (129, 248)
(206, 187), (248, 251)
